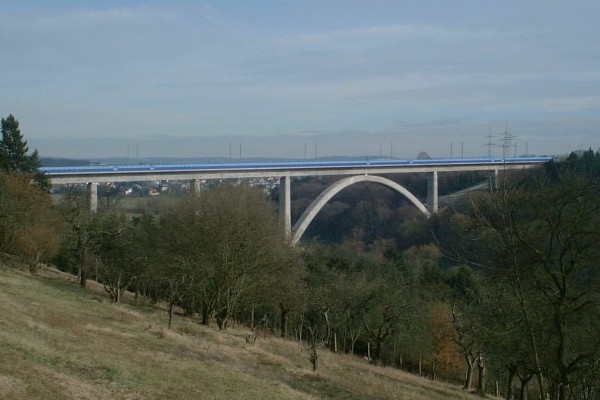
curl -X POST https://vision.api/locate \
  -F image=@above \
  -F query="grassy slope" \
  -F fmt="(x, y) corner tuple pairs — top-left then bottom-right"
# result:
(0, 263), (486, 400)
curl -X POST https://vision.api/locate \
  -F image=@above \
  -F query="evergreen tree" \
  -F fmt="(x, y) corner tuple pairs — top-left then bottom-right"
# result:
(0, 114), (49, 190)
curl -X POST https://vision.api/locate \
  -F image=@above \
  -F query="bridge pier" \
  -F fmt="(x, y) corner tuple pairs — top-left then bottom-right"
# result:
(87, 182), (98, 214)
(190, 178), (201, 193)
(279, 176), (291, 237)
(492, 169), (499, 190)
(427, 171), (438, 213)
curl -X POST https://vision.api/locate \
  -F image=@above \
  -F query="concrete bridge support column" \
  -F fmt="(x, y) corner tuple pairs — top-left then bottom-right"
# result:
(493, 169), (500, 190)
(190, 179), (201, 193)
(427, 171), (439, 214)
(279, 176), (291, 237)
(87, 182), (98, 214)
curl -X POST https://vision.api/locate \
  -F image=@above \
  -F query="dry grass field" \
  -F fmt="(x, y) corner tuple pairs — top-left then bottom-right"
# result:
(0, 261), (491, 400)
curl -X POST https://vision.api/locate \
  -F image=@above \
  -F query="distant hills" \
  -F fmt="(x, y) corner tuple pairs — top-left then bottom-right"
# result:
(40, 157), (92, 167)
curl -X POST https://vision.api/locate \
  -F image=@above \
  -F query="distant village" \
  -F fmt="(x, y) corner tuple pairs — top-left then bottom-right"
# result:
(51, 176), (281, 198)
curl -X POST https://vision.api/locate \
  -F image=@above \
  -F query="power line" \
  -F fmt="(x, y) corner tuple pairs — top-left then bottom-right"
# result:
(484, 127), (494, 159)
(499, 124), (516, 159)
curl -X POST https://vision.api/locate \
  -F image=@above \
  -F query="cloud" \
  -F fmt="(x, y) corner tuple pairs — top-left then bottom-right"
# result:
(0, 4), (237, 74)
(273, 23), (497, 48)
(3, 2), (599, 160)
(530, 96), (600, 113)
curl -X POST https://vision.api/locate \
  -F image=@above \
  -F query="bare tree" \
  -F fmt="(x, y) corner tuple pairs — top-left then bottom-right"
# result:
(156, 184), (296, 330)
(466, 171), (600, 400)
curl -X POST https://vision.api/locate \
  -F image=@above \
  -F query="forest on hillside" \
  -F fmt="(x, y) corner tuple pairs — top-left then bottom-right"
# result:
(2, 114), (600, 399)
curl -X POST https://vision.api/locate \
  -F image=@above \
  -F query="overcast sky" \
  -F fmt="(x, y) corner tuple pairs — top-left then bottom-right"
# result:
(1, 1), (599, 160)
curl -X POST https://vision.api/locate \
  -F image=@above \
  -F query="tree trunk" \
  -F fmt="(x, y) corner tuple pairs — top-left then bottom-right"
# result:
(333, 332), (337, 353)
(375, 335), (383, 364)
(168, 302), (174, 330)
(476, 354), (486, 397)
(115, 273), (122, 303)
(558, 384), (566, 400)
(555, 307), (569, 400)
(216, 311), (229, 330)
(201, 306), (210, 326)
(505, 364), (516, 400)
(391, 336), (397, 367)
(280, 307), (288, 338)
(309, 342), (319, 371)
(464, 355), (475, 390)
(350, 335), (358, 355)
(323, 308), (331, 345)
(513, 265), (545, 400)
(518, 375), (531, 400)
(79, 268), (87, 288)
(298, 318), (304, 347)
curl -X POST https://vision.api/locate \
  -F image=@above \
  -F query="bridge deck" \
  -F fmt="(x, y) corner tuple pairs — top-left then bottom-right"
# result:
(42, 157), (552, 184)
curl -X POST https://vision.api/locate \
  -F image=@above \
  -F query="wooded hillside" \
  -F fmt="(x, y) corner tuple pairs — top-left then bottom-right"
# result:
(2, 117), (599, 400)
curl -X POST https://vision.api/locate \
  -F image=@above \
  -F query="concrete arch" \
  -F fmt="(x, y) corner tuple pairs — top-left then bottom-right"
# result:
(292, 175), (430, 245)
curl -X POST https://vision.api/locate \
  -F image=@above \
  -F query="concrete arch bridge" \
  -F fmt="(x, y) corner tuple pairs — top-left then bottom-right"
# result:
(42, 157), (551, 245)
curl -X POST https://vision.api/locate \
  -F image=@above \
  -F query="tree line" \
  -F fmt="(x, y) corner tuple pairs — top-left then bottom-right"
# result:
(1, 114), (600, 399)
